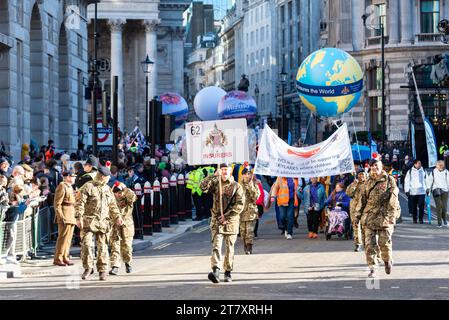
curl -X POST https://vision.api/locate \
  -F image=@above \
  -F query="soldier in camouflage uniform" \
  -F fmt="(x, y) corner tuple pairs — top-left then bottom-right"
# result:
(200, 164), (245, 283)
(75, 166), (122, 281)
(239, 167), (260, 255)
(346, 170), (368, 252)
(109, 182), (137, 275)
(354, 159), (401, 278)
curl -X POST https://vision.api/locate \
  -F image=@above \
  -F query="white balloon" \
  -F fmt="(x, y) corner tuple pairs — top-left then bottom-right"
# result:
(193, 86), (226, 121)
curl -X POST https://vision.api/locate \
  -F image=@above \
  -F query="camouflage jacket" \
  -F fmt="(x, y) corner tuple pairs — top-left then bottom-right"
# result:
(354, 171), (401, 230)
(200, 175), (245, 235)
(346, 180), (365, 218)
(240, 181), (260, 222)
(0, 186), (9, 221)
(115, 187), (137, 227)
(75, 180), (121, 233)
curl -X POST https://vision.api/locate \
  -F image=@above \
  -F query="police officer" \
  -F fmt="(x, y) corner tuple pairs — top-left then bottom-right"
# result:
(239, 167), (260, 254)
(346, 170), (368, 252)
(53, 169), (77, 266)
(354, 159), (401, 278)
(109, 182), (137, 275)
(200, 164), (245, 283)
(75, 165), (122, 281)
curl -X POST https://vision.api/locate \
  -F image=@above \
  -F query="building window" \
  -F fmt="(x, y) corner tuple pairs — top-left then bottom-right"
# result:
(260, 5), (264, 20)
(369, 97), (382, 132)
(282, 28), (286, 47)
(251, 52), (255, 67)
(251, 31), (254, 46)
(280, 5), (285, 24)
(48, 14), (53, 42)
(16, 0), (23, 25)
(256, 29), (259, 43)
(296, 0), (300, 16)
(261, 70), (265, 86)
(256, 50), (259, 65)
(247, 54), (250, 67)
(246, 33), (249, 46)
(77, 34), (83, 58)
(261, 26), (264, 42)
(256, 7), (259, 22)
(374, 3), (387, 37)
(289, 25), (293, 45)
(261, 93), (265, 110)
(266, 25), (269, 39)
(266, 47), (270, 65)
(261, 48), (265, 66)
(288, 1), (292, 21)
(420, 0), (440, 34)
(368, 67), (382, 90)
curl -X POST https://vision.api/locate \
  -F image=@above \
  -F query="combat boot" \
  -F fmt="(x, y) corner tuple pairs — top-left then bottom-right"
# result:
(125, 263), (132, 274)
(224, 271), (232, 282)
(368, 268), (377, 278)
(354, 244), (362, 252)
(384, 261), (392, 275)
(246, 244), (253, 255)
(208, 267), (220, 283)
(99, 272), (107, 281)
(81, 268), (94, 280)
(109, 267), (119, 275)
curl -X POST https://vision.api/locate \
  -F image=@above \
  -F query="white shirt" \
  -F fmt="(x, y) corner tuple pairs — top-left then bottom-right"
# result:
(426, 169), (449, 193)
(404, 167), (427, 195)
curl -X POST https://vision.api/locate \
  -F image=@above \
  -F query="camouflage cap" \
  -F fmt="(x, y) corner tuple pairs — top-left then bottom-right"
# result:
(21, 164), (33, 173)
(97, 165), (111, 177)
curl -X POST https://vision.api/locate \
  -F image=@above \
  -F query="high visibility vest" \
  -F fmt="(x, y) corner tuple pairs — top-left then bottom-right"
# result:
(276, 177), (298, 207)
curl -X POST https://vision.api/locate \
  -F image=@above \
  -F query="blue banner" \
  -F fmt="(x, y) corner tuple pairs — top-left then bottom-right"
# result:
(411, 123), (416, 160)
(296, 79), (363, 97)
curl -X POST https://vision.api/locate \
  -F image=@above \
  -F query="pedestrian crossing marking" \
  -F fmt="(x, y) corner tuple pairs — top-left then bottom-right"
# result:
(391, 287), (400, 289)
(153, 243), (172, 250)
(193, 226), (210, 234)
(343, 286), (352, 289)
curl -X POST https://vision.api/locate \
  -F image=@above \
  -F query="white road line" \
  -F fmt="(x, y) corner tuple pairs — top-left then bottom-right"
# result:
(343, 286), (352, 289)
(251, 286), (260, 289)
(298, 286), (307, 289)
(391, 286), (400, 289)
(439, 287), (449, 289)
(194, 226), (210, 234)
(153, 243), (172, 250)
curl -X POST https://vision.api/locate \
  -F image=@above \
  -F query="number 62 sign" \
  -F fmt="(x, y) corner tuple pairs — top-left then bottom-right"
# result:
(185, 119), (249, 165)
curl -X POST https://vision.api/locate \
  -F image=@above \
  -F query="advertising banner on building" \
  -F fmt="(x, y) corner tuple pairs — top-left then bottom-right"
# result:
(254, 123), (355, 178)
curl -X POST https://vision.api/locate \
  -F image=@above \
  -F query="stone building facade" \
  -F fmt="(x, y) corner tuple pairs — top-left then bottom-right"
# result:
(0, 0), (94, 159)
(87, 0), (188, 133)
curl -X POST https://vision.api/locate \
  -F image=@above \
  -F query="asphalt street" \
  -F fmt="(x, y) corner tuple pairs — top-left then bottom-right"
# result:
(1, 193), (449, 300)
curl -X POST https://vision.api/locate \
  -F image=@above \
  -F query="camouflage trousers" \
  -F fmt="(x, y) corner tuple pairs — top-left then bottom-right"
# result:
(110, 225), (134, 268)
(350, 212), (362, 246)
(80, 230), (109, 273)
(239, 220), (256, 245)
(211, 233), (238, 272)
(364, 226), (394, 268)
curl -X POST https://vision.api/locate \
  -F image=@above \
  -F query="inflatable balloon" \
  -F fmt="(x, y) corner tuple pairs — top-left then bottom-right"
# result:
(193, 86), (226, 121)
(296, 48), (363, 117)
(158, 92), (188, 127)
(217, 90), (257, 120)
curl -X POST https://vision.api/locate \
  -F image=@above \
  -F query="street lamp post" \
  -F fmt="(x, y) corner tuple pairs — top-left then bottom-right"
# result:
(254, 84), (259, 126)
(141, 54), (154, 138)
(280, 70), (288, 141)
(90, 1), (99, 156)
(362, 14), (386, 150)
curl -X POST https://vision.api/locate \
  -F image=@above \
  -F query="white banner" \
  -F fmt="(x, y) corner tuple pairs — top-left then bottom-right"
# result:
(254, 123), (355, 178)
(185, 119), (249, 165)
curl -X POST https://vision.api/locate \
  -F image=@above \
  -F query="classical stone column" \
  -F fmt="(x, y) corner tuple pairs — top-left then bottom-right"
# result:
(172, 27), (184, 95)
(351, 0), (365, 51)
(143, 19), (160, 102)
(400, 0), (413, 44)
(108, 19), (126, 130)
(388, 0), (400, 44)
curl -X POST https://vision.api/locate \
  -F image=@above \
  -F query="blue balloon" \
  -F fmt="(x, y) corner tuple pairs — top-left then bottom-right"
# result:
(158, 92), (188, 126)
(217, 90), (257, 120)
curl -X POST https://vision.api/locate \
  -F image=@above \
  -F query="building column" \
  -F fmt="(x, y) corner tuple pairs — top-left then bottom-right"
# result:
(388, 0), (400, 44)
(143, 19), (160, 101)
(351, 0), (365, 51)
(172, 27), (184, 95)
(400, 0), (413, 44)
(108, 19), (126, 130)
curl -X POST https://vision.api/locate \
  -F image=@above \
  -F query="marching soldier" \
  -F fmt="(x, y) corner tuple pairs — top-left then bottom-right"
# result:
(109, 182), (137, 275)
(75, 165), (122, 281)
(53, 169), (77, 266)
(346, 170), (368, 252)
(239, 167), (260, 255)
(354, 159), (401, 278)
(200, 164), (245, 283)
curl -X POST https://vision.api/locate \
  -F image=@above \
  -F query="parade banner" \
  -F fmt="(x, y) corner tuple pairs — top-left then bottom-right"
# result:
(424, 117), (438, 167)
(254, 123), (355, 178)
(185, 119), (249, 165)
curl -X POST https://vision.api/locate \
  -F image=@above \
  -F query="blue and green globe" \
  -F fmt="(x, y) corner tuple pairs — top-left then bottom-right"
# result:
(296, 48), (363, 117)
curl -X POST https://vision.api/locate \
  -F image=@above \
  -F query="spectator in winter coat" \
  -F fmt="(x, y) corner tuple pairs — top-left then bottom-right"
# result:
(426, 160), (449, 227)
(404, 160), (428, 224)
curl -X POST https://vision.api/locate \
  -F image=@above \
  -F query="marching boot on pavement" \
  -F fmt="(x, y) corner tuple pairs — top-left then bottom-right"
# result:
(200, 164), (245, 284)
(354, 159), (401, 278)
(346, 170), (368, 252)
(110, 182), (137, 275)
(75, 165), (122, 281)
(239, 167), (260, 255)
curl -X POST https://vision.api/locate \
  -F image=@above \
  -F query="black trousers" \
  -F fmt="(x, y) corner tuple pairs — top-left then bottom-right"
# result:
(254, 205), (264, 237)
(410, 194), (425, 222)
(192, 194), (203, 219)
(307, 209), (320, 233)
